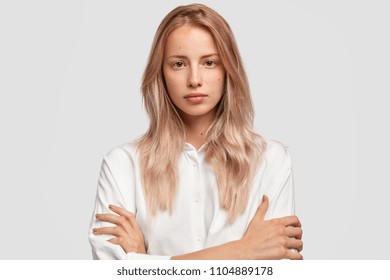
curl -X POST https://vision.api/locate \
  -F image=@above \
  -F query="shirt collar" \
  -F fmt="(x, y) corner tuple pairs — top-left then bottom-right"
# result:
(184, 142), (207, 153)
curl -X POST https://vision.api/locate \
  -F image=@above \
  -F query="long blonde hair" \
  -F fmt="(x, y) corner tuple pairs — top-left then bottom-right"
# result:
(137, 4), (267, 222)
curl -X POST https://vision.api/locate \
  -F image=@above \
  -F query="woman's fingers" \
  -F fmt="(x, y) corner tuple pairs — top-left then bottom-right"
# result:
(254, 195), (269, 221)
(107, 236), (145, 254)
(93, 226), (126, 237)
(95, 214), (130, 231)
(279, 215), (302, 228)
(94, 206), (147, 254)
(284, 226), (303, 240)
(243, 197), (304, 260)
(108, 205), (145, 238)
(127, 213), (144, 237)
(95, 213), (119, 223)
(287, 237), (304, 252)
(109, 205), (138, 230)
(96, 210), (134, 235)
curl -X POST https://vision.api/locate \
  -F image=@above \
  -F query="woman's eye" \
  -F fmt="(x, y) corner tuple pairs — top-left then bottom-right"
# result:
(205, 60), (216, 67)
(173, 61), (185, 68)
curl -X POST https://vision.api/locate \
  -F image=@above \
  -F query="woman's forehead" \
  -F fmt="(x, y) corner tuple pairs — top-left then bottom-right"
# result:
(164, 25), (218, 58)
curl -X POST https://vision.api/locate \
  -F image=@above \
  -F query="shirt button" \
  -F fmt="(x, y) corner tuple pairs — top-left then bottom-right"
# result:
(195, 198), (200, 203)
(197, 236), (202, 242)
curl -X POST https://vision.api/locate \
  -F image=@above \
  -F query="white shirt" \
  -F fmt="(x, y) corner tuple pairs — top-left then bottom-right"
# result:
(88, 139), (295, 260)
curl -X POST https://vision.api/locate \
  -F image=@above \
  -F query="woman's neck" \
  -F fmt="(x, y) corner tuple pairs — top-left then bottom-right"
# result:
(181, 111), (216, 150)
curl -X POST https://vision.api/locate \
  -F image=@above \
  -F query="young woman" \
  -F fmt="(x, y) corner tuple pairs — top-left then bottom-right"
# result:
(89, 4), (303, 260)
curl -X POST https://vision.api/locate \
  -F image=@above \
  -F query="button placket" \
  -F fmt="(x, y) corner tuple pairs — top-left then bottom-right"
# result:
(186, 146), (206, 249)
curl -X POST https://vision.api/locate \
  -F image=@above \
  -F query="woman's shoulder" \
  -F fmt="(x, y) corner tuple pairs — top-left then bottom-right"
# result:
(102, 140), (139, 168)
(262, 138), (292, 167)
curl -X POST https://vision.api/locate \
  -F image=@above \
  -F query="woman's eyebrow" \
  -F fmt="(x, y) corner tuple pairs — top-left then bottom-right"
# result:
(167, 53), (219, 60)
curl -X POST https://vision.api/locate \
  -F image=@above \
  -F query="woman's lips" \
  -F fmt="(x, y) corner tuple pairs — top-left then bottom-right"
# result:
(184, 93), (207, 104)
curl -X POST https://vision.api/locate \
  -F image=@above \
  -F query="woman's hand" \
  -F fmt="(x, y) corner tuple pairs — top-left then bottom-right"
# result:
(93, 205), (146, 254)
(239, 195), (303, 260)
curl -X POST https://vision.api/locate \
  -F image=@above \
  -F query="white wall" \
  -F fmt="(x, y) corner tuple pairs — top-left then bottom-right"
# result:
(0, 0), (389, 259)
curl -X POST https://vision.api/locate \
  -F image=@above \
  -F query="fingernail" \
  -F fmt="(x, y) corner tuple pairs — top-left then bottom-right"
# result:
(95, 214), (100, 219)
(109, 205), (114, 210)
(262, 195), (266, 203)
(92, 228), (97, 233)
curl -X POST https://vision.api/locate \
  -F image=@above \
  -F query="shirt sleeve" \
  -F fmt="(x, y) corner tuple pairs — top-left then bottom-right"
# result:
(88, 147), (171, 260)
(261, 141), (296, 220)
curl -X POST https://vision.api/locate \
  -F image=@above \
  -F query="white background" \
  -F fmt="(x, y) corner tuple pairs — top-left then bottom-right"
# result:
(0, 0), (389, 259)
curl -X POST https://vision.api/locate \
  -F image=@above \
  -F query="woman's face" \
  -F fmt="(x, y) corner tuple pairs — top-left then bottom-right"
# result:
(163, 24), (225, 122)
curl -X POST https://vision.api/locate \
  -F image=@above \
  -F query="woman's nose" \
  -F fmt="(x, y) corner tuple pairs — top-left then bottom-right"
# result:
(188, 67), (202, 88)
